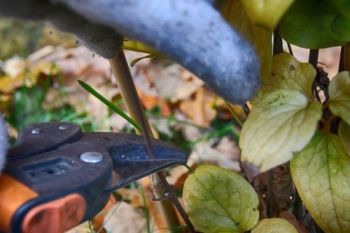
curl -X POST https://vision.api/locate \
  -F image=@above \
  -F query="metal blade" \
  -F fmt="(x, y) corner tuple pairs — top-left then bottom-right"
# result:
(104, 143), (187, 192)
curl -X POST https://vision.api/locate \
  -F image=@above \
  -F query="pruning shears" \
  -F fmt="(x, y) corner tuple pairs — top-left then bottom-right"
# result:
(0, 121), (187, 233)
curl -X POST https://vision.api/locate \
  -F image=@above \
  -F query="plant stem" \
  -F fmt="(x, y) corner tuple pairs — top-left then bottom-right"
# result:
(109, 51), (195, 233)
(293, 191), (304, 220)
(273, 28), (283, 55)
(226, 103), (243, 128)
(266, 170), (274, 217)
(309, 49), (319, 69)
(344, 43), (350, 71)
(339, 46), (345, 72)
(140, 187), (152, 233)
(287, 42), (293, 55)
(243, 104), (250, 115)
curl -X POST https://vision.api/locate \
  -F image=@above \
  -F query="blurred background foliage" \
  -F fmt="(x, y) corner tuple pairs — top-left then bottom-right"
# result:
(0, 18), (75, 60)
(0, 19), (95, 138)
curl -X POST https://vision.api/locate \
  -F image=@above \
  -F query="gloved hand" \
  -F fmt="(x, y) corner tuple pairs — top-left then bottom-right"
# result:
(0, 0), (261, 171)
(0, 0), (260, 104)
(0, 115), (8, 172)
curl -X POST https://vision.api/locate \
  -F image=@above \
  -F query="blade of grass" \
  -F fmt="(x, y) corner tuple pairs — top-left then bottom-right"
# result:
(140, 186), (152, 233)
(78, 80), (142, 131)
(97, 200), (123, 233)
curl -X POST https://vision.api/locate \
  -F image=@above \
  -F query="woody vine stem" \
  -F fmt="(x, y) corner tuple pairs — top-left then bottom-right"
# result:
(109, 50), (196, 233)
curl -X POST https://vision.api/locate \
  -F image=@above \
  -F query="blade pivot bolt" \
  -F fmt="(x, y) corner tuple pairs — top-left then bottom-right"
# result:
(59, 125), (69, 130)
(80, 152), (103, 163)
(31, 128), (42, 134)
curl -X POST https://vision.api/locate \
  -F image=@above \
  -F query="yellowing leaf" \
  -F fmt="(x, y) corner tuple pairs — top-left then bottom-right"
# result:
(31, 61), (60, 76)
(253, 53), (316, 104)
(241, 0), (294, 30)
(123, 40), (165, 66)
(291, 133), (350, 233)
(329, 71), (350, 125)
(0, 61), (59, 93)
(220, 0), (272, 80)
(338, 120), (350, 156)
(179, 87), (216, 127)
(123, 40), (158, 54)
(269, 53), (315, 98)
(240, 90), (322, 172)
(183, 165), (259, 233)
(252, 218), (298, 233)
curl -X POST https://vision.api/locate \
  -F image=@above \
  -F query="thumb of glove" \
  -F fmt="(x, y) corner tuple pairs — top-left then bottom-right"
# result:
(0, 115), (8, 173)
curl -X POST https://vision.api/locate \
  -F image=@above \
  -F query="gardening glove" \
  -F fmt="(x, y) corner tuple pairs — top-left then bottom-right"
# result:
(0, 115), (8, 173)
(0, 0), (260, 104)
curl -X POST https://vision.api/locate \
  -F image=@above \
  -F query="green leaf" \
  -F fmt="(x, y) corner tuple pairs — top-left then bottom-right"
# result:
(220, 0), (272, 80)
(252, 218), (298, 233)
(291, 133), (350, 233)
(280, 0), (350, 48)
(241, 0), (295, 30)
(334, 0), (350, 17)
(338, 120), (350, 156)
(253, 53), (316, 104)
(240, 89), (322, 172)
(183, 165), (259, 233)
(78, 80), (142, 131)
(329, 71), (350, 125)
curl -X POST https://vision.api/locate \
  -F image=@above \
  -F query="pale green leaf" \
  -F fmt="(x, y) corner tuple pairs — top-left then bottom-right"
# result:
(252, 218), (298, 233)
(183, 165), (259, 233)
(251, 86), (276, 105)
(329, 71), (350, 125)
(338, 120), (350, 156)
(240, 89), (322, 172)
(291, 133), (350, 233)
(241, 0), (295, 30)
(220, 0), (272, 80)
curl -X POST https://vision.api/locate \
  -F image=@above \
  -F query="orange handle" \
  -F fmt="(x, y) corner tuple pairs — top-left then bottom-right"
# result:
(0, 174), (38, 232)
(0, 174), (86, 233)
(22, 194), (86, 233)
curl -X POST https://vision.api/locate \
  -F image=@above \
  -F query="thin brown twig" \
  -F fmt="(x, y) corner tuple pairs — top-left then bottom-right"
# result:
(287, 42), (293, 55)
(226, 103), (243, 127)
(309, 49), (319, 69)
(273, 28), (283, 55)
(339, 46), (345, 72)
(266, 170), (274, 217)
(109, 51), (196, 233)
(346, 43), (350, 71)
(243, 104), (250, 115)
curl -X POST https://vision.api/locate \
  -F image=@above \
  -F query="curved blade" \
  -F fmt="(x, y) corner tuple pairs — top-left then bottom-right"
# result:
(105, 143), (187, 192)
